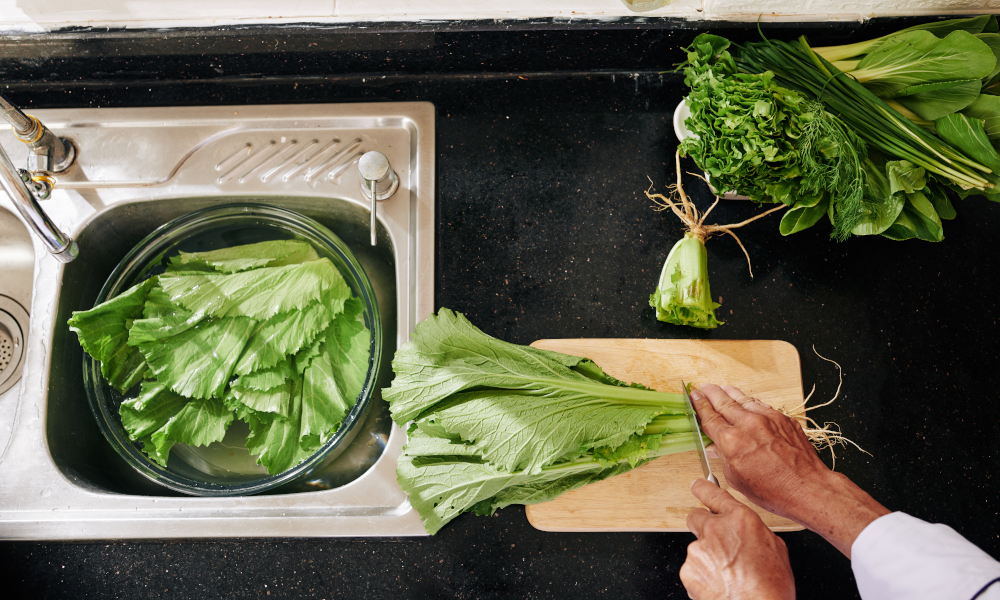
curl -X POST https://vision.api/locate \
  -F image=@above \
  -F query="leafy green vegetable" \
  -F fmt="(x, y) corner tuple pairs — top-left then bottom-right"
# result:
(815, 15), (998, 63)
(138, 314), (257, 399)
(780, 194), (830, 235)
(962, 93), (1000, 139)
(883, 190), (945, 241)
(398, 427), (701, 534)
(168, 239), (319, 273)
(816, 20), (1000, 131)
(895, 79), (982, 122)
(385, 309), (702, 534)
(975, 33), (1000, 84)
(649, 233), (720, 329)
(734, 36), (995, 193)
(678, 33), (867, 229)
(158, 259), (348, 321)
(242, 378), (319, 475)
(299, 297), (370, 443)
(232, 289), (340, 376)
(68, 279), (155, 393)
(934, 112), (1000, 173)
(846, 31), (995, 99)
(71, 240), (371, 474)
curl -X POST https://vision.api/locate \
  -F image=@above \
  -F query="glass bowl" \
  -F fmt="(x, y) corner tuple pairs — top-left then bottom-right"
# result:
(83, 203), (382, 496)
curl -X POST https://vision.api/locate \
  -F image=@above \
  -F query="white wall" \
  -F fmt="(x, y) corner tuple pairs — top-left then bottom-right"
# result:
(0, 0), (997, 32)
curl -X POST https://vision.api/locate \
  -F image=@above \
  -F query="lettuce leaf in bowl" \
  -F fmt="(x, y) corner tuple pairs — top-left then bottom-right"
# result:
(69, 240), (370, 475)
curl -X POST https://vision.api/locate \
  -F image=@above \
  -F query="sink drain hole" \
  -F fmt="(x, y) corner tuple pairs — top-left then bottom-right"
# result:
(0, 328), (12, 371)
(0, 296), (29, 395)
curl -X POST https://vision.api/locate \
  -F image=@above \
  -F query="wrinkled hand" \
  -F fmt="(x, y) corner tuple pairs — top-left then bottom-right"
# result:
(691, 384), (829, 520)
(681, 479), (795, 600)
(692, 384), (889, 558)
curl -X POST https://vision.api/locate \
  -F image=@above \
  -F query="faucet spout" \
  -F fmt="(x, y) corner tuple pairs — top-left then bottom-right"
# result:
(0, 92), (78, 262)
(0, 143), (78, 263)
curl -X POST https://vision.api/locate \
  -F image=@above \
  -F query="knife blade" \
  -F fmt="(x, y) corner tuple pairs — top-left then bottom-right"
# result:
(682, 381), (719, 487)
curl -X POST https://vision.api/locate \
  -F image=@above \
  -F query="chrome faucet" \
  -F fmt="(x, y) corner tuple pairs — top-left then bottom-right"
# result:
(0, 93), (78, 262)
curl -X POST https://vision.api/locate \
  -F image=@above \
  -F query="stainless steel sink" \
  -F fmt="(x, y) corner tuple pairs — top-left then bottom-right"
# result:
(0, 204), (33, 449)
(0, 102), (434, 539)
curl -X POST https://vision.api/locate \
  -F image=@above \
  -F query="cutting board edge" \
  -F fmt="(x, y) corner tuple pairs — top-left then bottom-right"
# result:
(524, 517), (807, 534)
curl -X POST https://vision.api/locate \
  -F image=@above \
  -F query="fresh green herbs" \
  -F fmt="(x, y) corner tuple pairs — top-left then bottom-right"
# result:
(69, 239), (371, 475)
(384, 309), (703, 534)
(678, 33), (868, 241)
(677, 18), (1000, 245)
(734, 34), (997, 237)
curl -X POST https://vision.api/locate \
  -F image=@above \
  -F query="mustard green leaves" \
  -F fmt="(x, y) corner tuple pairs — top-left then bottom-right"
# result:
(385, 309), (702, 534)
(69, 239), (370, 475)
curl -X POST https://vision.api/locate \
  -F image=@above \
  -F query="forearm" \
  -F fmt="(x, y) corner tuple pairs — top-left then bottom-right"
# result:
(784, 471), (890, 559)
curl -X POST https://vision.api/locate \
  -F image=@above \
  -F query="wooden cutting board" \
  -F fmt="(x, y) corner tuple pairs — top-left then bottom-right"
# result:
(524, 339), (805, 532)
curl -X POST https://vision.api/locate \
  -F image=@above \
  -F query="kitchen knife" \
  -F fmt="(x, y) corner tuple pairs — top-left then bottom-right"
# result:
(682, 382), (719, 487)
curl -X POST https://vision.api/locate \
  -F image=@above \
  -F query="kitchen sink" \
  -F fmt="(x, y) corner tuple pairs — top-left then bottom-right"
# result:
(0, 204), (32, 447)
(0, 102), (434, 539)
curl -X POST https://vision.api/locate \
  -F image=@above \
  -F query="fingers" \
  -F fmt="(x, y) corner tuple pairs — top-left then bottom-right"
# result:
(690, 389), (731, 440)
(721, 385), (757, 406)
(691, 478), (740, 513)
(699, 384), (756, 424)
(686, 507), (711, 539)
(722, 385), (776, 416)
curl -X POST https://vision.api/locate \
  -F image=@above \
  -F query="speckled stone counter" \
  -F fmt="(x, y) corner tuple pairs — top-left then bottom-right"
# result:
(1, 19), (998, 599)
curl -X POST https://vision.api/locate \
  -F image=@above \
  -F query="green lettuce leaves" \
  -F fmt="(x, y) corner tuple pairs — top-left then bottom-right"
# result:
(385, 309), (703, 534)
(69, 239), (371, 475)
(68, 278), (155, 392)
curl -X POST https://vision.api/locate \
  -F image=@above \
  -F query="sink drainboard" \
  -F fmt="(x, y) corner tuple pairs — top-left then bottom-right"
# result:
(0, 102), (434, 539)
(0, 296), (26, 395)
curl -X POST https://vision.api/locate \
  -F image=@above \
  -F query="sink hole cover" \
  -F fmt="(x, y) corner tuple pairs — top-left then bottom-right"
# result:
(0, 295), (29, 395)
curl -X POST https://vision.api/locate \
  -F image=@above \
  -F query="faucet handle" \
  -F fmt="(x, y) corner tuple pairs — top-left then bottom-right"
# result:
(1, 93), (76, 174)
(358, 151), (399, 246)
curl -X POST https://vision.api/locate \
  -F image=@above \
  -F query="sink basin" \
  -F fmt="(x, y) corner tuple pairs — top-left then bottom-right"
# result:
(0, 102), (434, 539)
(0, 204), (33, 450)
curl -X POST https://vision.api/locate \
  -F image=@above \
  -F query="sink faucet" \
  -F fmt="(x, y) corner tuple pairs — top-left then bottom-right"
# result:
(0, 93), (78, 263)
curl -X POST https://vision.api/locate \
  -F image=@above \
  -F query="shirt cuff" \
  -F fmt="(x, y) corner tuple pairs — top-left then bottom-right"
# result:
(852, 512), (1000, 600)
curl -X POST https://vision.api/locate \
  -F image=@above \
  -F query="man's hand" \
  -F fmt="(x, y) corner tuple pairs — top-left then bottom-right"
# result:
(691, 384), (828, 518)
(692, 384), (890, 558)
(680, 479), (795, 600)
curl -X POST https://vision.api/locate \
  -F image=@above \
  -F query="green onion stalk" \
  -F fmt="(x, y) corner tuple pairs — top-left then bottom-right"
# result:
(733, 37), (995, 193)
(647, 153), (785, 329)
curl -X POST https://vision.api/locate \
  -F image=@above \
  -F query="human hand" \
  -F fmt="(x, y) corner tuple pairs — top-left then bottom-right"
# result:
(680, 479), (795, 600)
(691, 384), (829, 520)
(692, 384), (889, 558)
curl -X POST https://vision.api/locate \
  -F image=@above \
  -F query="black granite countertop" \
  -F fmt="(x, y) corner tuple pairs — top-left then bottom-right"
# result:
(1, 19), (998, 599)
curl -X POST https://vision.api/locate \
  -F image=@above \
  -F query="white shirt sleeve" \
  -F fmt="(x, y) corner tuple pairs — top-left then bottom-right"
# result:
(852, 511), (1000, 600)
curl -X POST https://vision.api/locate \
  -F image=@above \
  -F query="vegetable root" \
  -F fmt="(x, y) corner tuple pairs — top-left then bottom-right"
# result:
(780, 346), (869, 470)
(646, 151), (785, 279)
